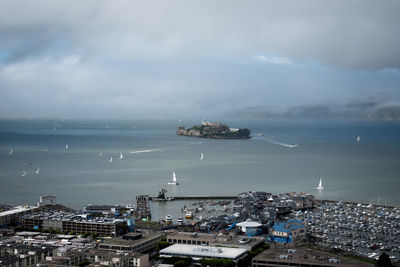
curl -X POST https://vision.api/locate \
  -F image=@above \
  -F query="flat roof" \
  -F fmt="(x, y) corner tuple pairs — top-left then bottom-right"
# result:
(167, 232), (264, 248)
(253, 247), (373, 267)
(101, 233), (161, 247)
(160, 244), (247, 260)
(236, 220), (262, 227)
(0, 206), (36, 216)
(273, 219), (304, 233)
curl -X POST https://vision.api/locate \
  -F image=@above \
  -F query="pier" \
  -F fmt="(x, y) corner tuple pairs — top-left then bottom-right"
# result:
(149, 195), (236, 201)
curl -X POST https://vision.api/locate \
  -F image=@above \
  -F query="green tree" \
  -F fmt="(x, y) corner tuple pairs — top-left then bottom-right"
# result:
(200, 258), (235, 267)
(377, 253), (392, 267)
(174, 260), (190, 267)
(156, 241), (170, 251)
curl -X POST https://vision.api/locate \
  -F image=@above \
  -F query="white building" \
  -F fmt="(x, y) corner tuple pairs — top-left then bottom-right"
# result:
(0, 205), (37, 226)
(236, 219), (262, 236)
(160, 244), (247, 266)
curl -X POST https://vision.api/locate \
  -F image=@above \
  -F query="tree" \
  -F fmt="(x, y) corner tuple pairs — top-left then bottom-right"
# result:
(174, 260), (191, 267)
(156, 241), (170, 251)
(377, 253), (392, 267)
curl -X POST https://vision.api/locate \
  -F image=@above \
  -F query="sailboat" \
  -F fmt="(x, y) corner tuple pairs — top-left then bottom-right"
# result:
(99, 152), (102, 157)
(9, 149), (13, 155)
(108, 157), (113, 163)
(200, 153), (204, 160)
(168, 170), (180, 185)
(65, 144), (69, 150)
(119, 153), (124, 160)
(317, 178), (324, 190)
(35, 168), (40, 174)
(21, 170), (26, 177)
(357, 136), (360, 142)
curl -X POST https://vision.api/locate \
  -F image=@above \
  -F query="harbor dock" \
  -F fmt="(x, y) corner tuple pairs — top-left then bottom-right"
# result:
(149, 195), (237, 201)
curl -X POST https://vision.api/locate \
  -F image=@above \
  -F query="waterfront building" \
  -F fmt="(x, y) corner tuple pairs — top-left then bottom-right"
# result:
(136, 195), (151, 221)
(159, 244), (247, 267)
(166, 232), (264, 251)
(0, 206), (37, 226)
(84, 204), (126, 215)
(20, 210), (127, 236)
(236, 219), (263, 236)
(271, 219), (306, 244)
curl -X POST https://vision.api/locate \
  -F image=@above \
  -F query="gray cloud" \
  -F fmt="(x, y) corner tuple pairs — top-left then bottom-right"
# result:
(0, 0), (400, 119)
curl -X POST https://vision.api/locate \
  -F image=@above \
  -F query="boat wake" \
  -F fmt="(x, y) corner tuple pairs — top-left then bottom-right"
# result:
(129, 149), (159, 154)
(259, 137), (298, 148)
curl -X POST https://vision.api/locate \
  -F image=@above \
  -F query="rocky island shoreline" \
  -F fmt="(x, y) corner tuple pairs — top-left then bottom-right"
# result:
(177, 121), (251, 139)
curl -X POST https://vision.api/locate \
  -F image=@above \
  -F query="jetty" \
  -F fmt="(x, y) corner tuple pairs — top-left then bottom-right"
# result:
(149, 195), (236, 201)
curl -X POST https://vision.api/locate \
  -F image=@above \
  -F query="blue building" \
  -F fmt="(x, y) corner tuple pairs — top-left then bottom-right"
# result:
(270, 219), (306, 244)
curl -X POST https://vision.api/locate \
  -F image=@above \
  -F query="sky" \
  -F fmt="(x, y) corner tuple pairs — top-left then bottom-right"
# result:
(0, 0), (400, 119)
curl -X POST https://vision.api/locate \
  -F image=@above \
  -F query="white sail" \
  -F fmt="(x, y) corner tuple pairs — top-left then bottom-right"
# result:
(119, 152), (124, 160)
(200, 153), (204, 160)
(357, 136), (360, 142)
(35, 168), (40, 174)
(65, 144), (69, 150)
(9, 149), (13, 155)
(317, 178), (324, 190)
(168, 170), (179, 185)
(21, 170), (26, 177)
(108, 157), (113, 163)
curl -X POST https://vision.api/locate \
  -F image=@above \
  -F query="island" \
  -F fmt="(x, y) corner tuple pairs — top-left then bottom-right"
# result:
(177, 121), (251, 139)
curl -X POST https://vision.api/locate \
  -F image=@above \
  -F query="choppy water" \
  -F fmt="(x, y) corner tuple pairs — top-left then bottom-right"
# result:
(0, 119), (399, 219)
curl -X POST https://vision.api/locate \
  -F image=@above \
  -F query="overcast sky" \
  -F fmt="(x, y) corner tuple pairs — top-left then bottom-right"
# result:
(1, 0), (400, 119)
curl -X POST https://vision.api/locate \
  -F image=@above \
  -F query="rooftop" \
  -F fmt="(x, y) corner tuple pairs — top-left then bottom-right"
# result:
(253, 247), (374, 267)
(273, 219), (304, 233)
(101, 232), (161, 247)
(160, 244), (247, 259)
(0, 205), (37, 216)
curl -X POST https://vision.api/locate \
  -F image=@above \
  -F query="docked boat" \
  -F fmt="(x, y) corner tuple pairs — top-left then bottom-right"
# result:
(185, 212), (193, 219)
(317, 178), (324, 190)
(165, 215), (173, 222)
(177, 217), (184, 224)
(168, 170), (179, 185)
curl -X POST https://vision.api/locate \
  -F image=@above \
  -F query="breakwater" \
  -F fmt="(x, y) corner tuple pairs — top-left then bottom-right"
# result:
(149, 195), (237, 201)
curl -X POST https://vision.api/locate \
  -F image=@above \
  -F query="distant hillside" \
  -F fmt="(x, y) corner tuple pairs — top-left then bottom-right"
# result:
(230, 104), (400, 122)
(367, 106), (400, 121)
